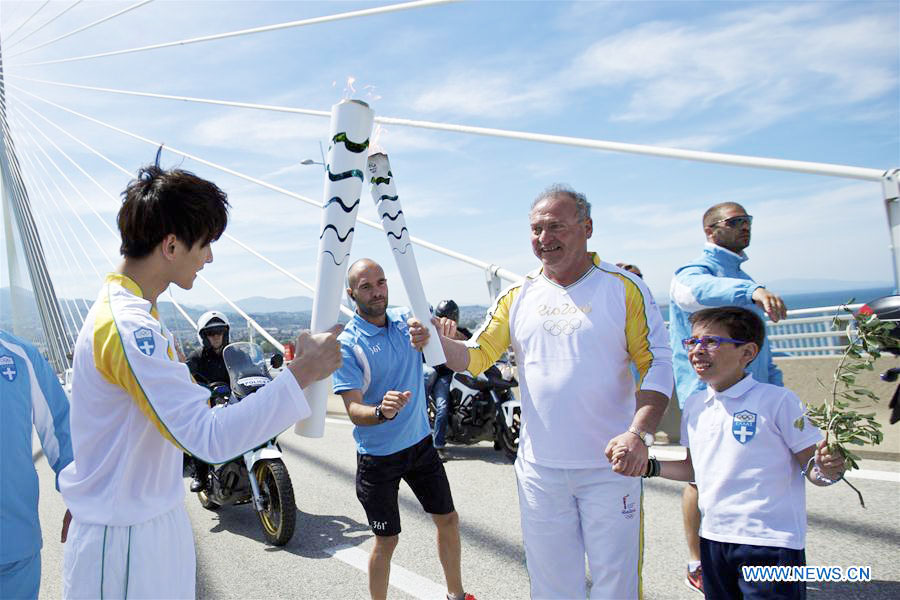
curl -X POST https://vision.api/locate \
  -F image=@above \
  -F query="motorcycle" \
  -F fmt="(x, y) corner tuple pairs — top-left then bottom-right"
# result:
(193, 342), (296, 546)
(425, 360), (522, 461)
(859, 294), (900, 424)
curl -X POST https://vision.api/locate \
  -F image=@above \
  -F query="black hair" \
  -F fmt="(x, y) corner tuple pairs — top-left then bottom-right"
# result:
(689, 306), (765, 349)
(117, 164), (230, 258)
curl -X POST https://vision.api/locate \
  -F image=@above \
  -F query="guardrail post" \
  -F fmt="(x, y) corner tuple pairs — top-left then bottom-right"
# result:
(485, 264), (502, 302)
(883, 168), (900, 294)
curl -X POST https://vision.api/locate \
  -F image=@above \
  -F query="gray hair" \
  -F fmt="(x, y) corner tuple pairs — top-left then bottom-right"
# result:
(531, 184), (591, 222)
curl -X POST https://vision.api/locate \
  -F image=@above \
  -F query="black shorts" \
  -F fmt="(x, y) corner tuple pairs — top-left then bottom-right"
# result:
(356, 435), (455, 537)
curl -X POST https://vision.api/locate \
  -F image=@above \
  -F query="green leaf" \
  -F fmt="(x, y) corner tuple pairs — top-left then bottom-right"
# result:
(793, 417), (805, 431)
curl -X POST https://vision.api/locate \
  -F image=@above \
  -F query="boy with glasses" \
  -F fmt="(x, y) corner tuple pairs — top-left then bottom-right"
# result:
(668, 201), (787, 593)
(614, 306), (845, 600)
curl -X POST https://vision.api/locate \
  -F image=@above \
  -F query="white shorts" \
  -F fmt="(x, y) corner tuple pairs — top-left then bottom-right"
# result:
(515, 458), (644, 599)
(63, 504), (195, 599)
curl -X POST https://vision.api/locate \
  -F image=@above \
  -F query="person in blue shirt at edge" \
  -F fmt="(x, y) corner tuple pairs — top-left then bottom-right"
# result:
(0, 328), (73, 600)
(668, 201), (788, 594)
(332, 258), (475, 600)
(430, 299), (472, 462)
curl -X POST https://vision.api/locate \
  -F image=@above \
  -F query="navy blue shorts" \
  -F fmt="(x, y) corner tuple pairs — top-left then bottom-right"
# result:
(356, 435), (455, 536)
(700, 537), (806, 600)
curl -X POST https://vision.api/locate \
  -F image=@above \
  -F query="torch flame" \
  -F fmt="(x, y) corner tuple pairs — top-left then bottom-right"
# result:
(342, 76), (357, 99)
(369, 123), (388, 156)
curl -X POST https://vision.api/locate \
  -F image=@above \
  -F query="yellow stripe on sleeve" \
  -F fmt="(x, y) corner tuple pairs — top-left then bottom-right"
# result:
(611, 272), (654, 385)
(466, 284), (521, 376)
(93, 282), (188, 453)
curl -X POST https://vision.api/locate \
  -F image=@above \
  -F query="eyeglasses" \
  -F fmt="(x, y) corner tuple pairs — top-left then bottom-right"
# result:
(710, 215), (753, 228)
(682, 335), (749, 350)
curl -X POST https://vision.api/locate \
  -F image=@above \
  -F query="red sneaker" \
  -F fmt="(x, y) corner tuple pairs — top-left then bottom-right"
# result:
(685, 565), (704, 594)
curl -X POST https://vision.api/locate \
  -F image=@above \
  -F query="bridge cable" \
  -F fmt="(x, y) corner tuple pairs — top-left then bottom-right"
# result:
(12, 121), (95, 324)
(3, 1), (51, 44)
(13, 97), (353, 320)
(8, 83), (524, 282)
(12, 98), (317, 344)
(6, 75), (887, 183)
(11, 101), (204, 334)
(4, 1), (85, 52)
(7, 0), (154, 59)
(14, 114), (108, 286)
(10, 138), (83, 344)
(0, 104), (70, 353)
(10, 0), (457, 67)
(15, 127), (97, 324)
(17, 100), (198, 337)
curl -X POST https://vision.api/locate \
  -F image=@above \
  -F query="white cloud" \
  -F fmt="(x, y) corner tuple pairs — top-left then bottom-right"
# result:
(409, 71), (557, 120)
(190, 111), (328, 149)
(406, 3), (897, 145)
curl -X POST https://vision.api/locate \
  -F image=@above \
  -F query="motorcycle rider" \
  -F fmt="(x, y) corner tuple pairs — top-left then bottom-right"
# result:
(185, 311), (231, 493)
(431, 300), (471, 461)
(187, 311), (231, 386)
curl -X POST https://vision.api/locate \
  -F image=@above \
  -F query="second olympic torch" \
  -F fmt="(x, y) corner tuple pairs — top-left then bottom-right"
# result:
(295, 99), (374, 438)
(367, 153), (446, 366)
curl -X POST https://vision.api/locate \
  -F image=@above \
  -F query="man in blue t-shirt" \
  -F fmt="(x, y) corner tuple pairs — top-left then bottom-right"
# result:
(333, 259), (473, 600)
(1, 329), (73, 599)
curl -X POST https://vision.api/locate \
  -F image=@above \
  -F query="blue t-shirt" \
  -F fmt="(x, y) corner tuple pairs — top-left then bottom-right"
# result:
(332, 308), (430, 456)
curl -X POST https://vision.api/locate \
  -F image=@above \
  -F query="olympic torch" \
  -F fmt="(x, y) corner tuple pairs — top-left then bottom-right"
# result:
(367, 153), (446, 366)
(295, 99), (374, 438)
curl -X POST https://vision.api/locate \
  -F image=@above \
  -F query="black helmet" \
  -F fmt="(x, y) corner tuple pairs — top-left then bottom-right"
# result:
(435, 299), (459, 323)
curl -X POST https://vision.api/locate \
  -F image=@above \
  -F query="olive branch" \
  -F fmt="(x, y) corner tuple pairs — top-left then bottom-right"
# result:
(793, 301), (893, 507)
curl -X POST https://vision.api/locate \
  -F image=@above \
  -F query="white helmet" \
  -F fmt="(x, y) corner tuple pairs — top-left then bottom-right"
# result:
(197, 310), (230, 347)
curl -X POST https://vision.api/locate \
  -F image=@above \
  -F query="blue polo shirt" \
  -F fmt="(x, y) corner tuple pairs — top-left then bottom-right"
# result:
(332, 307), (430, 456)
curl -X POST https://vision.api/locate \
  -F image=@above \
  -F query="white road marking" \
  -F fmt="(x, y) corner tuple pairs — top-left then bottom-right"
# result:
(326, 544), (447, 600)
(650, 446), (899, 482)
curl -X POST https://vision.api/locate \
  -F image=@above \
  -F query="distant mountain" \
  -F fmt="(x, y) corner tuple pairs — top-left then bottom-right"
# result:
(764, 278), (893, 294)
(211, 295), (313, 313)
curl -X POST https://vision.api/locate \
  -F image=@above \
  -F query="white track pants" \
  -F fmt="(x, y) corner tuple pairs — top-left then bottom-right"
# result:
(515, 459), (644, 600)
(63, 504), (195, 599)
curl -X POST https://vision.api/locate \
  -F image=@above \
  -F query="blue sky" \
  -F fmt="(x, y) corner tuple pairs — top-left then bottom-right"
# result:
(1, 0), (898, 319)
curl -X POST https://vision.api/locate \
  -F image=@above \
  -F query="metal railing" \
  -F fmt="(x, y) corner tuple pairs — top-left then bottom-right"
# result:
(766, 304), (862, 359)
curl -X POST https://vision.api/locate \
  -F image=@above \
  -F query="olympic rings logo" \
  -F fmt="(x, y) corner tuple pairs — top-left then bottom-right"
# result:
(543, 318), (582, 336)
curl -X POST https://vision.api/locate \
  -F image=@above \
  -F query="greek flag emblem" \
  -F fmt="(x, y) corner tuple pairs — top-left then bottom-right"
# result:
(134, 327), (156, 356)
(732, 410), (757, 444)
(0, 355), (17, 382)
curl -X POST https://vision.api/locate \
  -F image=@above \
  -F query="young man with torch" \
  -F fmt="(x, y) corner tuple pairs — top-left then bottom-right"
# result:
(59, 163), (343, 599)
(333, 259), (475, 600)
(419, 185), (673, 599)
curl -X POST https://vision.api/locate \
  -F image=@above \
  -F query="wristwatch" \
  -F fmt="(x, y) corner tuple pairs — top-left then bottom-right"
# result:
(628, 426), (654, 447)
(374, 404), (396, 423)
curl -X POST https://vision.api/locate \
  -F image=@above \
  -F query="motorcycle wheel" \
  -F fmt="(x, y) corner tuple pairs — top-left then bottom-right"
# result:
(495, 407), (521, 462)
(253, 458), (296, 546)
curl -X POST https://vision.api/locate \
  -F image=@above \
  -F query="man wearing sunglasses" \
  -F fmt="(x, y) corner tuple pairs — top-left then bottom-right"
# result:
(668, 201), (787, 593)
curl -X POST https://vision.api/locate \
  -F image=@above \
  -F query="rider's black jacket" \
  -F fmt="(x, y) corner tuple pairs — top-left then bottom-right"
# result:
(187, 348), (229, 387)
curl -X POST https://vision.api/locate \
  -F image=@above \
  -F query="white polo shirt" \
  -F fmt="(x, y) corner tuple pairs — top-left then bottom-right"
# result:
(681, 375), (821, 550)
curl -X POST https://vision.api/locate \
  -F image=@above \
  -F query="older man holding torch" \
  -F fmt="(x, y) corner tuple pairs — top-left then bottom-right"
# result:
(420, 184), (673, 599)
